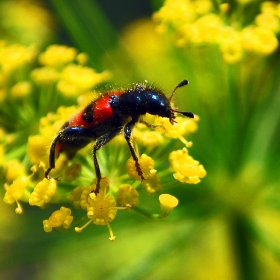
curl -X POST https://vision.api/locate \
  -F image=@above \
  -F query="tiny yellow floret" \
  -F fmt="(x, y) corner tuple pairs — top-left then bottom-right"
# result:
(157, 116), (198, 139)
(3, 175), (31, 214)
(39, 45), (77, 67)
(78, 185), (96, 210)
(69, 186), (88, 209)
(135, 129), (164, 148)
(116, 184), (139, 207)
(43, 206), (73, 232)
(10, 81), (32, 98)
(57, 65), (109, 97)
(29, 178), (57, 207)
(27, 135), (50, 165)
(3, 176), (30, 204)
(126, 154), (156, 180)
(0, 44), (36, 74)
(4, 160), (25, 182)
(31, 67), (59, 85)
(255, 12), (279, 32)
(159, 194), (179, 218)
(169, 148), (206, 184)
(142, 174), (162, 194)
(76, 52), (88, 65)
(74, 189), (120, 241)
(241, 26), (279, 54)
(87, 191), (117, 226)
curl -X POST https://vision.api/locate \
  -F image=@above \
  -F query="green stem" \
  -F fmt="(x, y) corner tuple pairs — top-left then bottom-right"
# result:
(231, 214), (259, 280)
(49, 0), (118, 69)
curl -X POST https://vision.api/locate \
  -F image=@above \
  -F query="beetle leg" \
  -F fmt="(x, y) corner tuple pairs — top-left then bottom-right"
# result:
(45, 126), (92, 179)
(124, 116), (145, 182)
(139, 119), (165, 131)
(45, 132), (63, 179)
(93, 128), (122, 194)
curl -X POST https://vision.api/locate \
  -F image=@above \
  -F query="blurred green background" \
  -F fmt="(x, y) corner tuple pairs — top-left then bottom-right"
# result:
(1, 0), (280, 279)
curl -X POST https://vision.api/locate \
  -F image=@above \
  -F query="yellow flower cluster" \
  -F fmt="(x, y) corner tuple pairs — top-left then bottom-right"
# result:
(1, 42), (206, 241)
(3, 106), (206, 240)
(43, 206), (73, 232)
(0, 42), (36, 100)
(169, 148), (206, 184)
(31, 45), (111, 96)
(154, 0), (280, 63)
(116, 184), (139, 207)
(72, 179), (133, 241)
(4, 175), (30, 214)
(29, 178), (57, 207)
(159, 194), (179, 218)
(126, 154), (161, 194)
(3, 164), (59, 213)
(0, 0), (55, 47)
(5, 103), (205, 239)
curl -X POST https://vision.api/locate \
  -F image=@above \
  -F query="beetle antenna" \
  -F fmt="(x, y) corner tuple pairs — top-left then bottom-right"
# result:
(170, 109), (194, 118)
(169, 79), (189, 101)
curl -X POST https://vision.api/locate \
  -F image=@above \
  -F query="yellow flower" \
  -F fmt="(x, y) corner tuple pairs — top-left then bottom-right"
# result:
(154, 115), (198, 147)
(218, 27), (243, 63)
(142, 174), (162, 194)
(193, 14), (222, 44)
(43, 206), (73, 232)
(241, 26), (279, 54)
(154, 0), (280, 63)
(39, 45), (77, 67)
(69, 186), (88, 209)
(27, 135), (51, 165)
(75, 190), (118, 241)
(159, 194), (179, 218)
(10, 81), (32, 98)
(29, 178), (57, 207)
(87, 191), (117, 226)
(1, 0), (55, 46)
(4, 160), (25, 182)
(193, 0), (213, 15)
(71, 178), (109, 211)
(126, 154), (157, 181)
(0, 43), (36, 74)
(31, 67), (59, 85)
(157, 115), (198, 139)
(0, 39), (206, 241)
(57, 64), (110, 96)
(220, 41), (243, 64)
(255, 12), (280, 32)
(3, 175), (31, 214)
(261, 1), (278, 15)
(76, 52), (88, 65)
(153, 0), (196, 28)
(116, 184), (139, 207)
(133, 122), (164, 148)
(169, 148), (206, 184)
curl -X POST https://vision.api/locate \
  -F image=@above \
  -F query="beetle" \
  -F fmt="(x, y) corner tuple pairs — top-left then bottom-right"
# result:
(45, 79), (194, 194)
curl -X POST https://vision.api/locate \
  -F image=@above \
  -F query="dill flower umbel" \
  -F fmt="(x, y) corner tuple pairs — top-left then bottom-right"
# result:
(1, 42), (205, 241)
(154, 0), (279, 63)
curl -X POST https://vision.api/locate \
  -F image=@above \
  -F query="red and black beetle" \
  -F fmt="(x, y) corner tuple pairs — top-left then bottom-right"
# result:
(45, 79), (194, 194)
